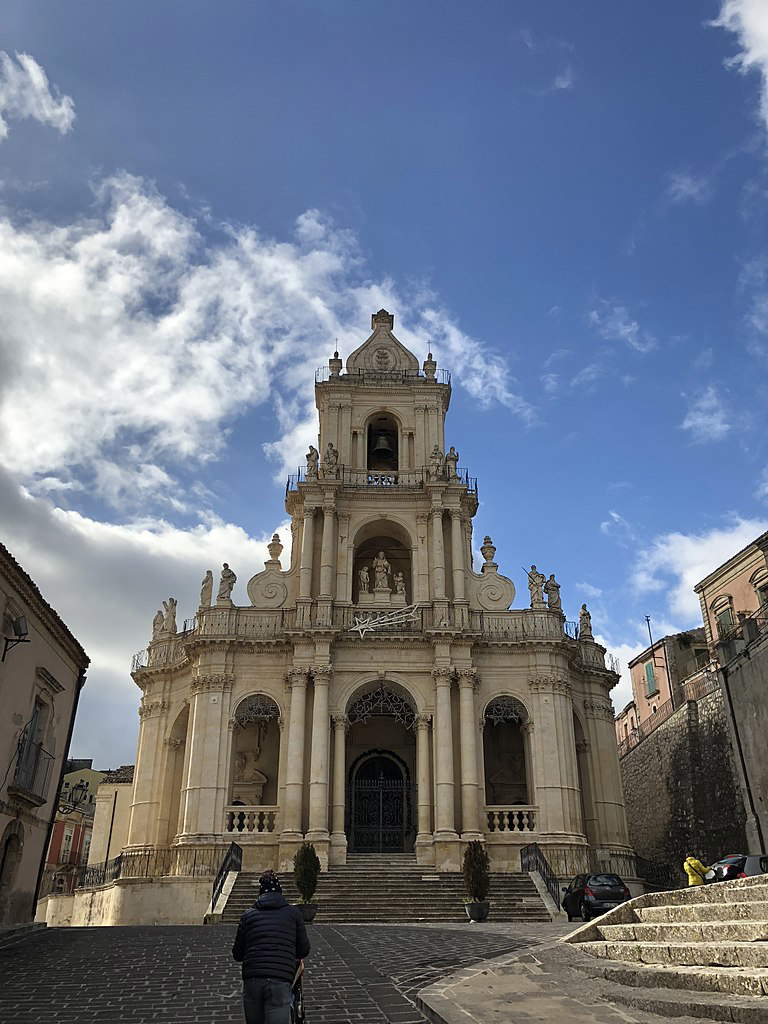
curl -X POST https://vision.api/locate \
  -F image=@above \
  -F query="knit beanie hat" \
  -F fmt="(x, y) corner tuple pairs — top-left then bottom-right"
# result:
(258, 870), (282, 894)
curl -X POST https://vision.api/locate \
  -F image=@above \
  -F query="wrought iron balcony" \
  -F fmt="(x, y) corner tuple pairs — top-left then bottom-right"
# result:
(286, 464), (478, 495)
(314, 366), (451, 386)
(10, 740), (54, 804)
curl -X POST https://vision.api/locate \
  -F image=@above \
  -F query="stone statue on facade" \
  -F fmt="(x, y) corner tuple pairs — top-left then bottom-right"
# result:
(445, 446), (459, 479)
(321, 442), (339, 478)
(162, 598), (177, 634)
(359, 566), (370, 594)
(200, 570), (213, 609)
(217, 563), (237, 602)
(152, 609), (164, 639)
(394, 571), (406, 596)
(579, 603), (594, 640)
(373, 551), (391, 590)
(429, 444), (444, 480)
(306, 445), (319, 480)
(544, 573), (562, 612)
(527, 565), (546, 609)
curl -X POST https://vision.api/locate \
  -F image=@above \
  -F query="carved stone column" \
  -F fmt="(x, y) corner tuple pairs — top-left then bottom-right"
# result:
(306, 665), (332, 844)
(450, 510), (466, 601)
(583, 694), (631, 849)
(528, 676), (582, 840)
(281, 667), (309, 838)
(432, 667), (457, 838)
(457, 668), (482, 839)
(126, 699), (167, 847)
(330, 713), (349, 864)
(298, 508), (316, 600)
(319, 505), (336, 598)
(430, 509), (446, 600)
(335, 512), (351, 604)
(415, 714), (433, 845)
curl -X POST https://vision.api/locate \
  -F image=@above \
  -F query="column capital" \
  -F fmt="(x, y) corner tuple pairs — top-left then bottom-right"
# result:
(432, 666), (454, 685)
(286, 667), (310, 688)
(448, 507), (463, 521)
(312, 664), (334, 684)
(191, 673), (234, 694)
(415, 712), (432, 730)
(529, 675), (572, 697)
(456, 667), (479, 690)
(430, 506), (444, 519)
(331, 712), (350, 733)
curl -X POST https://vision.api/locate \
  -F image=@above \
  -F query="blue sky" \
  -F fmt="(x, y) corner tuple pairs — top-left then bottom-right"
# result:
(1, 1), (767, 766)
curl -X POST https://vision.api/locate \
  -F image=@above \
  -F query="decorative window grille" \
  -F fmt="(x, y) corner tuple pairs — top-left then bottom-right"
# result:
(233, 694), (281, 728)
(347, 685), (417, 730)
(484, 696), (528, 726)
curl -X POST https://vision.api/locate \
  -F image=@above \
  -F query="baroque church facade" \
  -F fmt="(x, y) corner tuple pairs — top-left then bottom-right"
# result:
(123, 310), (632, 878)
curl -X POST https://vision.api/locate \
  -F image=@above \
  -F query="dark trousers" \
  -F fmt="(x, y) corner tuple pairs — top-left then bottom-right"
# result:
(243, 978), (292, 1024)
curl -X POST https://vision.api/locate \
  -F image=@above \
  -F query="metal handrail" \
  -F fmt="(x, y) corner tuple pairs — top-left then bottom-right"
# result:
(211, 841), (243, 911)
(520, 842), (560, 910)
(314, 366), (452, 386)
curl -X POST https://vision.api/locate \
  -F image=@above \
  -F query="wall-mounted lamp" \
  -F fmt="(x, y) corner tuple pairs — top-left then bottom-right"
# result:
(2, 616), (30, 662)
(58, 778), (89, 815)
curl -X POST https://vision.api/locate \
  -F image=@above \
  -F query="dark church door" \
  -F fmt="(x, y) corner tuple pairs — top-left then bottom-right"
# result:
(350, 755), (409, 853)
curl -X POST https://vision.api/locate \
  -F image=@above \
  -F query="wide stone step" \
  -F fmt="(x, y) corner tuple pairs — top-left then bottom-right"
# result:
(577, 953), (768, 1000)
(599, 921), (768, 943)
(638, 901), (768, 923)
(663, 882), (768, 904)
(583, 940), (768, 969)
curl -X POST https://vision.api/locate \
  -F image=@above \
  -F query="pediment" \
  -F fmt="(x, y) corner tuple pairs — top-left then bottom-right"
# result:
(346, 310), (420, 373)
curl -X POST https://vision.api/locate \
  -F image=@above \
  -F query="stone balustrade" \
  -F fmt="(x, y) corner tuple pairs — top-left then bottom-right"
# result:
(485, 806), (538, 833)
(224, 805), (279, 835)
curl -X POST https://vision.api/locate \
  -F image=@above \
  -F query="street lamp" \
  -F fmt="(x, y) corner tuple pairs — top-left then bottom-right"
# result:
(2, 615), (30, 661)
(58, 778), (89, 815)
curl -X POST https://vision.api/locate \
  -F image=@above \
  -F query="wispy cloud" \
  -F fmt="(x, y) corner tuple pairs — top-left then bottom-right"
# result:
(712, 1), (768, 133)
(0, 51), (75, 142)
(756, 466), (768, 501)
(571, 363), (605, 391)
(666, 170), (715, 204)
(551, 65), (575, 92)
(680, 385), (731, 443)
(589, 299), (657, 353)
(575, 582), (603, 599)
(600, 510), (637, 547)
(540, 373), (560, 395)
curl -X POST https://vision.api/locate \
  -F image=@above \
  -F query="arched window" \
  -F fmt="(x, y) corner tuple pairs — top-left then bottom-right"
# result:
(483, 697), (530, 807)
(711, 595), (735, 639)
(750, 567), (768, 610)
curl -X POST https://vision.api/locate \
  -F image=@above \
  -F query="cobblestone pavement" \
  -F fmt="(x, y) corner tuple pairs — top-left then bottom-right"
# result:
(0, 923), (546, 1024)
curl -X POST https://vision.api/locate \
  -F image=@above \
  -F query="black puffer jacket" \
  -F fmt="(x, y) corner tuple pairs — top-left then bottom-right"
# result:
(232, 892), (310, 982)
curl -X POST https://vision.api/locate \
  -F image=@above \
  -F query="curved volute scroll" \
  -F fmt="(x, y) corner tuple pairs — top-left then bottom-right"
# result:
(466, 534), (516, 611)
(247, 532), (291, 608)
(345, 309), (420, 374)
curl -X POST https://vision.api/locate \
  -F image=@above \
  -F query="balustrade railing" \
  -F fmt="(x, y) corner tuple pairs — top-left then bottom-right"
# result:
(485, 806), (537, 833)
(314, 366), (452, 386)
(224, 805), (279, 835)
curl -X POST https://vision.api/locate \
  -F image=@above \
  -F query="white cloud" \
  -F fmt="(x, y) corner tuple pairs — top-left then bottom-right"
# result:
(540, 372), (559, 394)
(552, 66), (575, 91)
(756, 466), (768, 501)
(570, 363), (605, 391)
(630, 514), (768, 621)
(713, 1), (768, 132)
(575, 582), (603, 599)
(600, 510), (636, 547)
(589, 300), (657, 353)
(0, 52), (75, 142)
(680, 385), (731, 442)
(0, 173), (532, 504)
(667, 170), (714, 204)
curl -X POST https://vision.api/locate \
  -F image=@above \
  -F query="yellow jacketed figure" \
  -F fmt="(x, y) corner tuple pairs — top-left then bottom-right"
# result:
(684, 856), (709, 886)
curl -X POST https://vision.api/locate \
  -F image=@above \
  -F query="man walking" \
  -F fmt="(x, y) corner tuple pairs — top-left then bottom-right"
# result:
(232, 870), (311, 1024)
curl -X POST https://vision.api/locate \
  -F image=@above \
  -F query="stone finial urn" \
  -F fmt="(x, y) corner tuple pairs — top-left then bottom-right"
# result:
(423, 351), (437, 379)
(266, 533), (283, 566)
(480, 536), (498, 573)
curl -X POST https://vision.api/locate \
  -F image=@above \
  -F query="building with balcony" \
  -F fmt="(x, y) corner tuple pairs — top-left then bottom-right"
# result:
(39, 763), (106, 897)
(82, 309), (632, 925)
(0, 542), (89, 926)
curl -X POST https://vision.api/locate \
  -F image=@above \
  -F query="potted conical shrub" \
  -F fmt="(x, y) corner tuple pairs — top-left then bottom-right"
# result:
(293, 842), (321, 922)
(463, 840), (491, 922)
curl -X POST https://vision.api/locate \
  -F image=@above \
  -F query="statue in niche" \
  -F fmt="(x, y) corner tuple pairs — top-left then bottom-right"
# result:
(200, 570), (213, 609)
(544, 573), (562, 612)
(359, 566), (370, 594)
(394, 571), (406, 596)
(372, 551), (391, 590)
(218, 563), (237, 601)
(579, 603), (594, 640)
(445, 446), (459, 479)
(306, 445), (319, 480)
(321, 441), (339, 478)
(152, 609), (164, 639)
(429, 444), (444, 480)
(527, 565), (546, 608)
(162, 598), (177, 633)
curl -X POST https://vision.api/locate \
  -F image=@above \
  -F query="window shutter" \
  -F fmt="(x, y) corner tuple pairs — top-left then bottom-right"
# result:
(645, 662), (655, 695)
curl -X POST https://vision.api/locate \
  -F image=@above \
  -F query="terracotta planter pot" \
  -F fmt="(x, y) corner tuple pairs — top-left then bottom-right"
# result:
(464, 900), (490, 922)
(298, 903), (318, 922)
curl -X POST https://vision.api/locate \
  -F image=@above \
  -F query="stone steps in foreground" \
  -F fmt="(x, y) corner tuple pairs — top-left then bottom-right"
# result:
(584, 940), (768, 969)
(599, 920), (768, 943)
(637, 900), (768, 923)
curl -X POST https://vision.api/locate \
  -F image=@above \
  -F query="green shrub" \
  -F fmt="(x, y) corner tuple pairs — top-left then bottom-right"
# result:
(462, 840), (490, 902)
(293, 842), (321, 903)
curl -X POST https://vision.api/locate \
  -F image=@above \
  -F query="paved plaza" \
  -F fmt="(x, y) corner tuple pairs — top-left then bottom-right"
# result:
(0, 923), (547, 1024)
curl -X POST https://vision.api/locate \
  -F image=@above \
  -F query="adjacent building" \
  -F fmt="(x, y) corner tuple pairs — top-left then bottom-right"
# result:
(40, 762), (105, 896)
(0, 543), (89, 925)
(87, 765), (135, 866)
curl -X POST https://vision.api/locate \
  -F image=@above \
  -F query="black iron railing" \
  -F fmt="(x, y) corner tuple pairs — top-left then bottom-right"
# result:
(314, 366), (452, 386)
(76, 846), (225, 889)
(635, 855), (680, 891)
(211, 841), (243, 912)
(521, 842), (560, 910)
(286, 463), (477, 495)
(11, 740), (54, 802)
(77, 854), (124, 888)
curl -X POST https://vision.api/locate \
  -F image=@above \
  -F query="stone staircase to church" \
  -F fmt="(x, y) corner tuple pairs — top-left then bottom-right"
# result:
(565, 872), (768, 1021)
(222, 853), (551, 924)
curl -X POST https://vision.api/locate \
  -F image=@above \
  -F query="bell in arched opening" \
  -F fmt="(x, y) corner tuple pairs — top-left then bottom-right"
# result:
(367, 414), (398, 471)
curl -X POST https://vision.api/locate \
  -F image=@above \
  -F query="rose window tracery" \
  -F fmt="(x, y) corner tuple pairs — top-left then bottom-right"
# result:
(484, 696), (528, 726)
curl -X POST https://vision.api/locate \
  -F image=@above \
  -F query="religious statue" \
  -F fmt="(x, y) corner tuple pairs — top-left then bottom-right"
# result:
(429, 444), (444, 480)
(394, 571), (406, 596)
(162, 598), (177, 634)
(445, 446), (459, 479)
(359, 565), (370, 594)
(543, 573), (562, 612)
(217, 563), (237, 602)
(306, 445), (319, 480)
(152, 609), (164, 639)
(321, 441), (339, 478)
(527, 565), (546, 608)
(579, 603), (594, 640)
(200, 570), (213, 609)
(372, 550), (391, 590)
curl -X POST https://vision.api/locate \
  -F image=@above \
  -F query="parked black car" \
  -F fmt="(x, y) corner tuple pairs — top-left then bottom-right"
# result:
(705, 853), (768, 883)
(562, 873), (631, 922)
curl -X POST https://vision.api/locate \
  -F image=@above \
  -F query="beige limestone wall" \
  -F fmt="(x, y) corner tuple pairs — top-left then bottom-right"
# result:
(70, 876), (212, 926)
(89, 783), (133, 865)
